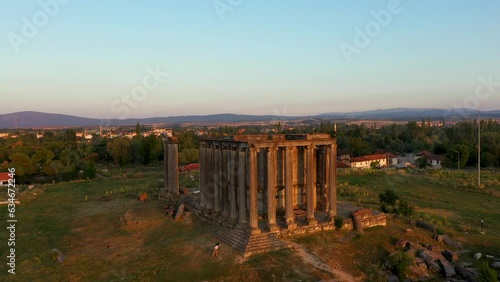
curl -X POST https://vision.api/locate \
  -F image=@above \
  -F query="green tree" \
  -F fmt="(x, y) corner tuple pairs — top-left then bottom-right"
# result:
(136, 123), (141, 137)
(107, 138), (131, 166)
(9, 152), (36, 177)
(83, 161), (97, 179)
(43, 160), (65, 177)
(32, 147), (55, 166)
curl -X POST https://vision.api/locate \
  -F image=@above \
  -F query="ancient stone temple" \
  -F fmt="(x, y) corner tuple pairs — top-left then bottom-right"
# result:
(198, 134), (338, 235)
(163, 137), (179, 194)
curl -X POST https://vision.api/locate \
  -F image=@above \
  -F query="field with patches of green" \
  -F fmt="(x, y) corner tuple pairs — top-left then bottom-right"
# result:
(337, 169), (500, 255)
(0, 168), (498, 281)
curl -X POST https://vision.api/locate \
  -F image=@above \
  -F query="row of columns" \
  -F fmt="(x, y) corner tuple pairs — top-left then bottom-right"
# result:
(200, 142), (337, 234)
(200, 143), (248, 228)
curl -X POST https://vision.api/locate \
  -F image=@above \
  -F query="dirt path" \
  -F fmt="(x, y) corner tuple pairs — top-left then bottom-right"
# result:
(287, 241), (363, 282)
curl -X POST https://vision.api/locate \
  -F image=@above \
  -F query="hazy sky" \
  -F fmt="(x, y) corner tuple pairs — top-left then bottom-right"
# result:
(1, 0), (499, 119)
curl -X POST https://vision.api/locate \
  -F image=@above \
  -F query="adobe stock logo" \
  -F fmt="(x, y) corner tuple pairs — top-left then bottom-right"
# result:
(339, 0), (411, 63)
(444, 74), (499, 119)
(107, 65), (170, 123)
(213, 0), (244, 21)
(7, 0), (71, 54)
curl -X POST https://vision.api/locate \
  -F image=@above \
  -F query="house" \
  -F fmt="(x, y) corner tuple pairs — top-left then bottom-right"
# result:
(347, 154), (389, 169)
(179, 163), (200, 173)
(395, 154), (416, 169)
(0, 172), (11, 186)
(415, 151), (444, 169)
(387, 153), (399, 167)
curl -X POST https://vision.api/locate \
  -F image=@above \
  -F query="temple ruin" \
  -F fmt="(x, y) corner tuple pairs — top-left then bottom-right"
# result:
(164, 133), (385, 257)
(198, 134), (338, 234)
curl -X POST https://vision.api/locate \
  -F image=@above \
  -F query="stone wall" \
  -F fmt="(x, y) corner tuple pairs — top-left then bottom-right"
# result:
(360, 213), (386, 228)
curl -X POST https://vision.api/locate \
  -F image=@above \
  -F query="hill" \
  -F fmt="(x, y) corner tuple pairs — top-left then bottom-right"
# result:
(1, 108), (499, 128)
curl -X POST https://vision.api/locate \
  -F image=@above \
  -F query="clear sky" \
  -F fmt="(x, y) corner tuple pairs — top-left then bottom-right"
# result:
(1, 0), (499, 119)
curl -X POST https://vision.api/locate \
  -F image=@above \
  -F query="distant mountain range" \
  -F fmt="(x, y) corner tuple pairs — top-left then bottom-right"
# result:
(1, 108), (499, 129)
(317, 108), (500, 120)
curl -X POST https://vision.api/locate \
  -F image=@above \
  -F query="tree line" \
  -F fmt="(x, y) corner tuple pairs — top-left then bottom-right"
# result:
(0, 125), (200, 183)
(1, 119), (499, 183)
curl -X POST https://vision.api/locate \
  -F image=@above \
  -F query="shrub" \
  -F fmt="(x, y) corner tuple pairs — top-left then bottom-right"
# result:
(379, 189), (414, 217)
(365, 262), (386, 282)
(479, 262), (498, 282)
(334, 216), (344, 230)
(390, 251), (413, 280)
(379, 189), (399, 206)
(398, 199), (414, 217)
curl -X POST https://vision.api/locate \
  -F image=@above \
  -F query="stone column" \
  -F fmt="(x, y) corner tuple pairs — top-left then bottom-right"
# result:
(285, 146), (296, 229)
(324, 146), (330, 212)
(205, 144), (214, 210)
(328, 143), (337, 219)
(267, 147), (278, 232)
(213, 145), (221, 214)
(171, 143), (179, 195)
(306, 145), (317, 225)
(199, 144), (206, 209)
(312, 145), (317, 210)
(249, 147), (260, 234)
(164, 139), (169, 192)
(221, 146), (229, 217)
(229, 148), (238, 223)
(238, 148), (248, 227)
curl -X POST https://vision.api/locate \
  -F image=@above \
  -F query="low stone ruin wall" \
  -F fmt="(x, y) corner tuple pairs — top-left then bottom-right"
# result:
(360, 213), (387, 228)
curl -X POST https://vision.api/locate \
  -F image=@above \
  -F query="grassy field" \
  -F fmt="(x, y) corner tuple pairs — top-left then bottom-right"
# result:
(0, 168), (498, 281)
(337, 169), (500, 255)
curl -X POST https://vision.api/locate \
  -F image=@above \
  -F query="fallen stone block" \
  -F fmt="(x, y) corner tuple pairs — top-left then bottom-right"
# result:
(454, 265), (479, 282)
(416, 220), (437, 233)
(443, 249), (460, 263)
(491, 261), (500, 270)
(419, 250), (442, 273)
(395, 239), (409, 248)
(439, 258), (456, 277)
(435, 235), (462, 249)
(174, 204), (185, 222)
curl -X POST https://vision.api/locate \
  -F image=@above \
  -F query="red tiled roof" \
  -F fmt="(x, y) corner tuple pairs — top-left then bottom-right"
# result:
(387, 153), (398, 158)
(179, 163), (200, 172)
(336, 162), (350, 168)
(416, 151), (433, 157)
(417, 151), (444, 161)
(0, 172), (11, 182)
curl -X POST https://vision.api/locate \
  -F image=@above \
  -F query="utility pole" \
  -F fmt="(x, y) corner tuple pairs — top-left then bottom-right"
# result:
(478, 112), (481, 189)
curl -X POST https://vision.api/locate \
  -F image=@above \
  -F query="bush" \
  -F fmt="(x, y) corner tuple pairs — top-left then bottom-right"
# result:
(479, 262), (498, 282)
(334, 216), (344, 230)
(398, 199), (415, 217)
(379, 189), (414, 217)
(379, 189), (399, 206)
(365, 262), (386, 282)
(390, 251), (413, 280)
(83, 161), (96, 179)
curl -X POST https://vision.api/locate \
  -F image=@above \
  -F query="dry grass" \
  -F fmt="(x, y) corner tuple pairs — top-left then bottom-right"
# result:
(1, 169), (498, 281)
